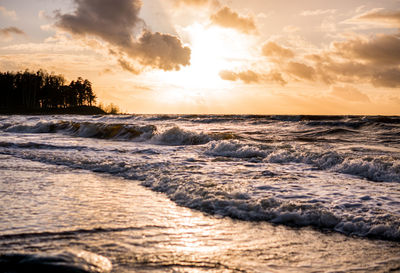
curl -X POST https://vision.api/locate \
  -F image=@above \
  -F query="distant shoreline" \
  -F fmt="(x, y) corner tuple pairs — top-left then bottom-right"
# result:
(0, 106), (106, 115)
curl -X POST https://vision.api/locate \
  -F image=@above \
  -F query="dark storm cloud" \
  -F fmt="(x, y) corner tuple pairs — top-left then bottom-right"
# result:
(210, 6), (257, 34)
(56, 0), (142, 47)
(56, 0), (191, 72)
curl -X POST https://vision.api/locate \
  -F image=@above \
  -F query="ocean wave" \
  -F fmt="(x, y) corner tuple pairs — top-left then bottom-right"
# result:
(0, 141), (87, 151)
(0, 226), (158, 241)
(205, 140), (268, 158)
(303, 120), (367, 128)
(3, 120), (242, 146)
(1, 115), (400, 242)
(141, 174), (400, 241)
(265, 149), (400, 182)
(204, 140), (400, 182)
(152, 126), (211, 145)
(4, 121), (156, 141)
(299, 128), (359, 136)
(5, 121), (60, 133)
(0, 250), (112, 273)
(4, 119), (399, 181)
(2, 146), (400, 241)
(303, 116), (400, 129)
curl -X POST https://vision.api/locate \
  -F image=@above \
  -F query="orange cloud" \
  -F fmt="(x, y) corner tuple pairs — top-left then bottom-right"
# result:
(300, 9), (336, 16)
(355, 9), (400, 28)
(371, 68), (400, 88)
(210, 6), (257, 34)
(286, 62), (316, 81)
(262, 41), (295, 59)
(333, 34), (400, 65)
(221, 30), (400, 89)
(117, 58), (140, 74)
(219, 69), (286, 85)
(173, 0), (210, 6)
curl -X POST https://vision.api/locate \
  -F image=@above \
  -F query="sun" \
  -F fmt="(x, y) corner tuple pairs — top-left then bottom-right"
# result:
(136, 23), (259, 113)
(149, 23), (256, 93)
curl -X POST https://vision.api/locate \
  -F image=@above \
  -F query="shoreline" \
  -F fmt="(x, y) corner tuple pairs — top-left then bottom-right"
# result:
(0, 106), (106, 115)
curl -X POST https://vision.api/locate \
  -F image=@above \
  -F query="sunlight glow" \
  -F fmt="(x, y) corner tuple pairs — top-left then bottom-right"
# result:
(150, 23), (255, 94)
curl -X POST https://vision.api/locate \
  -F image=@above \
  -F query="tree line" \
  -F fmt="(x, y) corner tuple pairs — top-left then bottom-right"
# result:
(0, 70), (96, 110)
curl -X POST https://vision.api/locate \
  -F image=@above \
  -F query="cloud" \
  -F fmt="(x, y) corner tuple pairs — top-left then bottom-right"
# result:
(55, 0), (191, 72)
(215, 10), (400, 90)
(220, 69), (259, 83)
(219, 69), (286, 85)
(262, 41), (295, 59)
(173, 0), (210, 6)
(308, 54), (400, 88)
(0, 6), (17, 20)
(210, 6), (257, 34)
(118, 58), (140, 74)
(283, 25), (300, 33)
(172, 0), (221, 8)
(354, 9), (400, 28)
(285, 62), (316, 81)
(219, 70), (237, 81)
(236, 70), (260, 83)
(221, 31), (400, 89)
(38, 10), (52, 21)
(273, 33), (400, 88)
(300, 9), (337, 16)
(331, 86), (370, 102)
(332, 33), (400, 65)
(371, 68), (400, 88)
(56, 0), (142, 48)
(0, 27), (25, 40)
(129, 31), (191, 70)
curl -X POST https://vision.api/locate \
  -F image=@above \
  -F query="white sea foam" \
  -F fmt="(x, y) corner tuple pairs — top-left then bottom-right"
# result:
(205, 140), (268, 158)
(152, 126), (211, 145)
(204, 140), (400, 182)
(1, 115), (400, 241)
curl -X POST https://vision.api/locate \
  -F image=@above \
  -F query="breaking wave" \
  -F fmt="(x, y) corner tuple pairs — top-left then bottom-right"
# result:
(3, 121), (239, 146)
(204, 140), (400, 182)
(142, 173), (400, 241)
(1, 114), (400, 241)
(4, 121), (157, 141)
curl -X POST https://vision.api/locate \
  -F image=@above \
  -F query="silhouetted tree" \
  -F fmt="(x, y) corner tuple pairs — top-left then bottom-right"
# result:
(0, 69), (97, 110)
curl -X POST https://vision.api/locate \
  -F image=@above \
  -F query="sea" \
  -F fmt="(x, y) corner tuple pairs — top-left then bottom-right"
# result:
(0, 114), (399, 273)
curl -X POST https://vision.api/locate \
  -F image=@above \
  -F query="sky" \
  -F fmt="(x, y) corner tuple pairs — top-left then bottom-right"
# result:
(0, 0), (399, 114)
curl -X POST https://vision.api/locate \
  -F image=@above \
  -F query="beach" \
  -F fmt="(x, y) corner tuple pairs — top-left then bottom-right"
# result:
(1, 114), (400, 272)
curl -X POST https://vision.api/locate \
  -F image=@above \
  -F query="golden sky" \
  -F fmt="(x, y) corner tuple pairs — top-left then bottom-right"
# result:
(0, 0), (399, 114)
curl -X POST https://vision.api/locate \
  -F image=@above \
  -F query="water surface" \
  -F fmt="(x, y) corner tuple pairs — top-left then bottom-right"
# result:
(1, 115), (399, 272)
